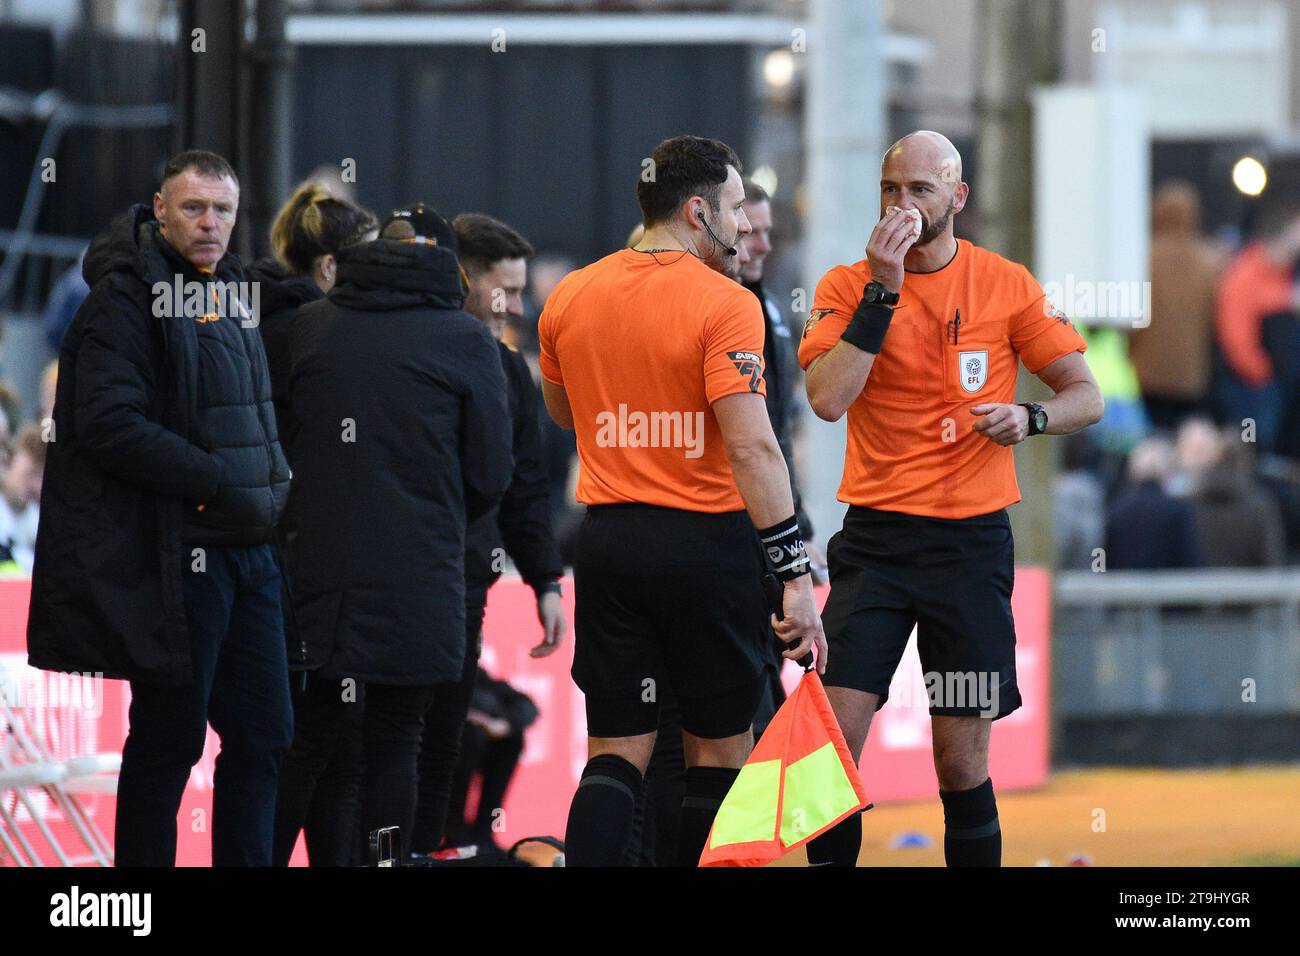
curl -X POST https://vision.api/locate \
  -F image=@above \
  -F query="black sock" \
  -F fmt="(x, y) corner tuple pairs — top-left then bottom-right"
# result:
(675, 766), (738, 867)
(806, 809), (863, 866)
(939, 777), (1001, 867)
(621, 767), (650, 867)
(565, 754), (644, 866)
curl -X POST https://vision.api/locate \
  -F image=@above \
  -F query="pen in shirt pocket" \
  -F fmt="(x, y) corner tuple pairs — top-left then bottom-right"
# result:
(947, 309), (961, 344)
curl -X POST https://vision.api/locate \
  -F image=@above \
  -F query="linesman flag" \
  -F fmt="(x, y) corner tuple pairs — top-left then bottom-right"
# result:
(698, 667), (869, 867)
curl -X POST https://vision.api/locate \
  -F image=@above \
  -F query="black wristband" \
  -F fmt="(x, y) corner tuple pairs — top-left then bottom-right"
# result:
(757, 516), (811, 581)
(535, 580), (563, 599)
(840, 297), (894, 355)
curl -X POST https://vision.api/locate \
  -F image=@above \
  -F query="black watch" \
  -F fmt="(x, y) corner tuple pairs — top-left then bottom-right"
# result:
(862, 281), (899, 307)
(1020, 402), (1048, 436)
(537, 581), (563, 598)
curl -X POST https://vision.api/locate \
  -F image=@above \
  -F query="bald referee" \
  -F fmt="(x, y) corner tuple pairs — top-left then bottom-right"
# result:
(540, 134), (825, 867)
(800, 131), (1103, 867)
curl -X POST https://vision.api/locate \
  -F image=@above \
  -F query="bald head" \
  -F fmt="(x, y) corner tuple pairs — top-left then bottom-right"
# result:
(879, 129), (967, 248)
(883, 130), (963, 188)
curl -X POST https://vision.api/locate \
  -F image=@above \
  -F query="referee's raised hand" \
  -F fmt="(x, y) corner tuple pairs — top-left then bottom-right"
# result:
(865, 206), (921, 292)
(773, 575), (828, 674)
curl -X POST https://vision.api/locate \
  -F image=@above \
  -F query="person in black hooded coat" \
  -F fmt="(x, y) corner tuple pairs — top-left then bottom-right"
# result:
(27, 151), (293, 866)
(250, 182), (377, 866)
(273, 204), (512, 862)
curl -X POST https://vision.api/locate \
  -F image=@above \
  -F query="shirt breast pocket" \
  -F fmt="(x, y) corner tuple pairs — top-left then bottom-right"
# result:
(942, 335), (1001, 403)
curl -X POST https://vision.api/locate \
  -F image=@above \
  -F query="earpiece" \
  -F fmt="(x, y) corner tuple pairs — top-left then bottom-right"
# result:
(695, 208), (737, 257)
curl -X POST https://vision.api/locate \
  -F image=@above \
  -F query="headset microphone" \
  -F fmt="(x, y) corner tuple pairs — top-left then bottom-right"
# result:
(696, 209), (737, 257)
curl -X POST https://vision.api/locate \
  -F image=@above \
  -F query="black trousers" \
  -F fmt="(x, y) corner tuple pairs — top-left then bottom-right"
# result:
(409, 599), (486, 855)
(445, 722), (526, 845)
(116, 544), (291, 867)
(273, 673), (435, 865)
(356, 682), (438, 860)
(272, 673), (364, 866)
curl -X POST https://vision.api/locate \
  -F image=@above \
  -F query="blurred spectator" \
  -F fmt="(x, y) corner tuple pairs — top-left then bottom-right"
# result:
(0, 380), (20, 471)
(0, 425), (46, 575)
(1130, 182), (1222, 430)
(1077, 325), (1149, 457)
(442, 667), (539, 851)
(1054, 433), (1105, 569)
(40, 249), (89, 352)
(518, 253), (575, 360)
(526, 254), (580, 528)
(1256, 456), (1300, 563)
(1214, 196), (1300, 453)
(1167, 414), (1222, 498)
(1176, 419), (1286, 568)
(39, 360), (58, 423)
(739, 179), (815, 561)
(1104, 437), (1204, 570)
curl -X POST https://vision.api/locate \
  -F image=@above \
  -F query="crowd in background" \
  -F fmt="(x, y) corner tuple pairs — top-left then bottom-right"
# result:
(1055, 180), (1300, 570)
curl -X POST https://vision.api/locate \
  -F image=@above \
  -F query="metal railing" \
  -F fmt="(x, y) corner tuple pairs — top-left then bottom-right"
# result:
(1053, 569), (1300, 716)
(0, 229), (87, 321)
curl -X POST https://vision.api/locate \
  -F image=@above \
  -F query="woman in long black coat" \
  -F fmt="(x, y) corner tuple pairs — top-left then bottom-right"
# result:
(276, 206), (512, 861)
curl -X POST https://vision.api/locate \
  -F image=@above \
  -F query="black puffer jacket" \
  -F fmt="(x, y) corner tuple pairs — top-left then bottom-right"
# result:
(184, 266), (290, 545)
(27, 205), (290, 684)
(286, 239), (512, 685)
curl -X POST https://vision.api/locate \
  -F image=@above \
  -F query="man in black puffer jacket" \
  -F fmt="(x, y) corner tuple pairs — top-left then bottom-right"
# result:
(275, 204), (512, 862)
(27, 151), (293, 866)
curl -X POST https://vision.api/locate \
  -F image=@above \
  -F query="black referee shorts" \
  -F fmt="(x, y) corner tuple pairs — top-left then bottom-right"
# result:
(820, 505), (1021, 720)
(572, 504), (771, 739)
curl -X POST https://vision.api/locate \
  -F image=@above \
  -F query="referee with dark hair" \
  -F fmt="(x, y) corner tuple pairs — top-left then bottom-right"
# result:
(540, 134), (825, 867)
(800, 131), (1103, 867)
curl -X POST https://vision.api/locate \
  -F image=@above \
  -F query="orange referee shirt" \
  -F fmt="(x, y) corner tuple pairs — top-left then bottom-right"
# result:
(798, 239), (1087, 519)
(539, 248), (767, 513)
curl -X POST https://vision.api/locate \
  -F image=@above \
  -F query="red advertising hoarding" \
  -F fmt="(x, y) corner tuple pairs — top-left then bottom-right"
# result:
(1, 570), (1049, 865)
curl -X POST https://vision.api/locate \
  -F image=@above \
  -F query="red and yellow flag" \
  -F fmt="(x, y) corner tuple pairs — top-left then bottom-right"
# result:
(699, 670), (868, 867)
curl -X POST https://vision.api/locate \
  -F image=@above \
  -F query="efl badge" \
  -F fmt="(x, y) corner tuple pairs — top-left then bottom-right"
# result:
(958, 350), (988, 393)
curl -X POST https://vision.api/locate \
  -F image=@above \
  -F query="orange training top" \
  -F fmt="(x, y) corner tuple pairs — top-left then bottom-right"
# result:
(539, 248), (767, 512)
(798, 239), (1087, 519)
